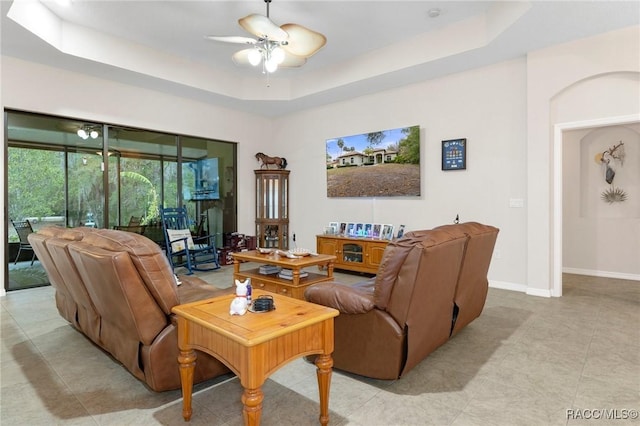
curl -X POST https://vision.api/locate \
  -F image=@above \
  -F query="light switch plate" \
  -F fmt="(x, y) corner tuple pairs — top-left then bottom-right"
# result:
(509, 198), (524, 208)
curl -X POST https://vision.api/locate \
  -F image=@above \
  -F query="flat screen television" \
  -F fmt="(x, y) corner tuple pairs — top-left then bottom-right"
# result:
(326, 125), (420, 197)
(184, 158), (220, 201)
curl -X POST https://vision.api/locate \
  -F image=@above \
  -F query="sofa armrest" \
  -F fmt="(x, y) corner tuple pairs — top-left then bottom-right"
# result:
(305, 281), (375, 314)
(176, 275), (233, 304)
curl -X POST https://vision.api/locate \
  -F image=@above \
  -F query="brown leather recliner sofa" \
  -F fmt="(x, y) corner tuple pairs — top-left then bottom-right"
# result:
(29, 226), (232, 391)
(304, 222), (499, 380)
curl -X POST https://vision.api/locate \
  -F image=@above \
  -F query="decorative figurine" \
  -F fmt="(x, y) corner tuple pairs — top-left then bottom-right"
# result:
(256, 152), (287, 169)
(229, 278), (250, 316)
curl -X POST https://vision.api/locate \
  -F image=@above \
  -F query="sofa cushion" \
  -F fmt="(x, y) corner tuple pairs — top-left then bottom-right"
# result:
(372, 239), (415, 310)
(28, 229), (78, 326)
(36, 225), (90, 241)
(81, 229), (180, 314)
(433, 222), (499, 335)
(393, 229), (468, 375)
(45, 234), (102, 345)
(305, 280), (375, 314)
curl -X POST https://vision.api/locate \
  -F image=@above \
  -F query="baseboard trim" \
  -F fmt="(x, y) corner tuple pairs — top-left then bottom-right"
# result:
(526, 287), (552, 298)
(489, 280), (553, 297)
(489, 280), (527, 293)
(563, 267), (640, 282)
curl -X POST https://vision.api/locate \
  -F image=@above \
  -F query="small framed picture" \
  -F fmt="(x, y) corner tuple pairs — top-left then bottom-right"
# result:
(329, 222), (338, 234)
(364, 223), (373, 238)
(372, 224), (382, 239)
(396, 225), (405, 239)
(381, 224), (394, 240)
(355, 223), (364, 237)
(442, 138), (467, 171)
(346, 223), (356, 237)
(339, 222), (347, 236)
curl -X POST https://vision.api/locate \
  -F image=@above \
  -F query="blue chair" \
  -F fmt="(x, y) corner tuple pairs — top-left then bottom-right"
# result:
(160, 206), (220, 275)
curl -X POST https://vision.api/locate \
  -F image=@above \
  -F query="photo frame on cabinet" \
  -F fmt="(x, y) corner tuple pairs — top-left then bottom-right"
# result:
(323, 226), (336, 235)
(329, 222), (339, 234)
(339, 222), (347, 236)
(372, 224), (382, 239)
(442, 138), (467, 171)
(381, 224), (394, 240)
(364, 223), (373, 238)
(346, 223), (355, 237)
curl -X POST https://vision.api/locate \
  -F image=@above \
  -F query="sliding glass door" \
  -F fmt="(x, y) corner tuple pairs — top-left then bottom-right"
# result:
(4, 110), (237, 292)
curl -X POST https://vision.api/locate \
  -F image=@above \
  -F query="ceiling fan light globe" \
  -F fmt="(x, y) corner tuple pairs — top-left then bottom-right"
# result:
(248, 49), (262, 66)
(265, 58), (278, 73)
(90, 130), (99, 139)
(77, 129), (87, 139)
(271, 46), (285, 64)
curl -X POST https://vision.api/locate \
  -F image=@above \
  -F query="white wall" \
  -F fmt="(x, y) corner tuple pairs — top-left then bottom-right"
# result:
(272, 58), (529, 290)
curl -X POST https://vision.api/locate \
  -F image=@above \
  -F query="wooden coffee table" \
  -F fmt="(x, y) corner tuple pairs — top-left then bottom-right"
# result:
(172, 290), (339, 425)
(232, 250), (336, 300)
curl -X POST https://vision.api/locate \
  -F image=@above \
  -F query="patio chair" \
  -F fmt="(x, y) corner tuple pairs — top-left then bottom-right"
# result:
(11, 219), (37, 265)
(160, 206), (220, 275)
(127, 215), (142, 226)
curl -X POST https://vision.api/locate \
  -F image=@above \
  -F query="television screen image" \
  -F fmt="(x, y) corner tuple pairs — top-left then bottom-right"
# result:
(326, 125), (420, 197)
(184, 158), (220, 201)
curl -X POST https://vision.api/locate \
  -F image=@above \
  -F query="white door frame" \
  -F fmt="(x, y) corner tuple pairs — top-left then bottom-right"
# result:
(552, 113), (640, 297)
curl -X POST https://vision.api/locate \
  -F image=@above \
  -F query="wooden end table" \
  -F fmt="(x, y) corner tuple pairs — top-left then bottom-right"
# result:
(232, 250), (336, 300)
(172, 290), (339, 425)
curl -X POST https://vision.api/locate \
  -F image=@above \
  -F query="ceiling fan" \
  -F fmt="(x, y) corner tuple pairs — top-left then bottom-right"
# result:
(206, 0), (326, 73)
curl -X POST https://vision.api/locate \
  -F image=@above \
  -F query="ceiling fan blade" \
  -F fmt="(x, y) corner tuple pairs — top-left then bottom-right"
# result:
(280, 23), (326, 58)
(280, 52), (307, 68)
(231, 49), (256, 66)
(205, 35), (257, 45)
(239, 14), (288, 41)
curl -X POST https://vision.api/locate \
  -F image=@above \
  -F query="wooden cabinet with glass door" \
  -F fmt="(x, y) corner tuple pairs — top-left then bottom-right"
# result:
(316, 235), (389, 274)
(255, 169), (289, 250)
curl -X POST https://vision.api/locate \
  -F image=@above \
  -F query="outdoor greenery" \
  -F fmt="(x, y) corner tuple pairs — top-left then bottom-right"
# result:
(8, 147), (179, 228)
(395, 126), (420, 164)
(8, 148), (65, 221)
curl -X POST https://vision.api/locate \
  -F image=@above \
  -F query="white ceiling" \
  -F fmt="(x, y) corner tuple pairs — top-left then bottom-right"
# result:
(2, 0), (639, 117)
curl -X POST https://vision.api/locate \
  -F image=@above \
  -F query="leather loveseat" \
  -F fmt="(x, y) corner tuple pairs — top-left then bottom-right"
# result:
(304, 222), (498, 379)
(29, 226), (232, 391)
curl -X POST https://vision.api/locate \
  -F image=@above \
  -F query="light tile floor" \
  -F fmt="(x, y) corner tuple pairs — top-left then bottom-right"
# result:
(1, 270), (638, 425)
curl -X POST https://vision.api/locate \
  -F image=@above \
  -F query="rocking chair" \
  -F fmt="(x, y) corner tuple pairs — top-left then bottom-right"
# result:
(160, 206), (220, 275)
(11, 219), (37, 265)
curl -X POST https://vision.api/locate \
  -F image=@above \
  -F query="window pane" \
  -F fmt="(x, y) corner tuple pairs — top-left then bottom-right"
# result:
(7, 147), (66, 291)
(68, 151), (104, 227)
(181, 136), (236, 248)
(119, 157), (162, 226)
(8, 147), (66, 227)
